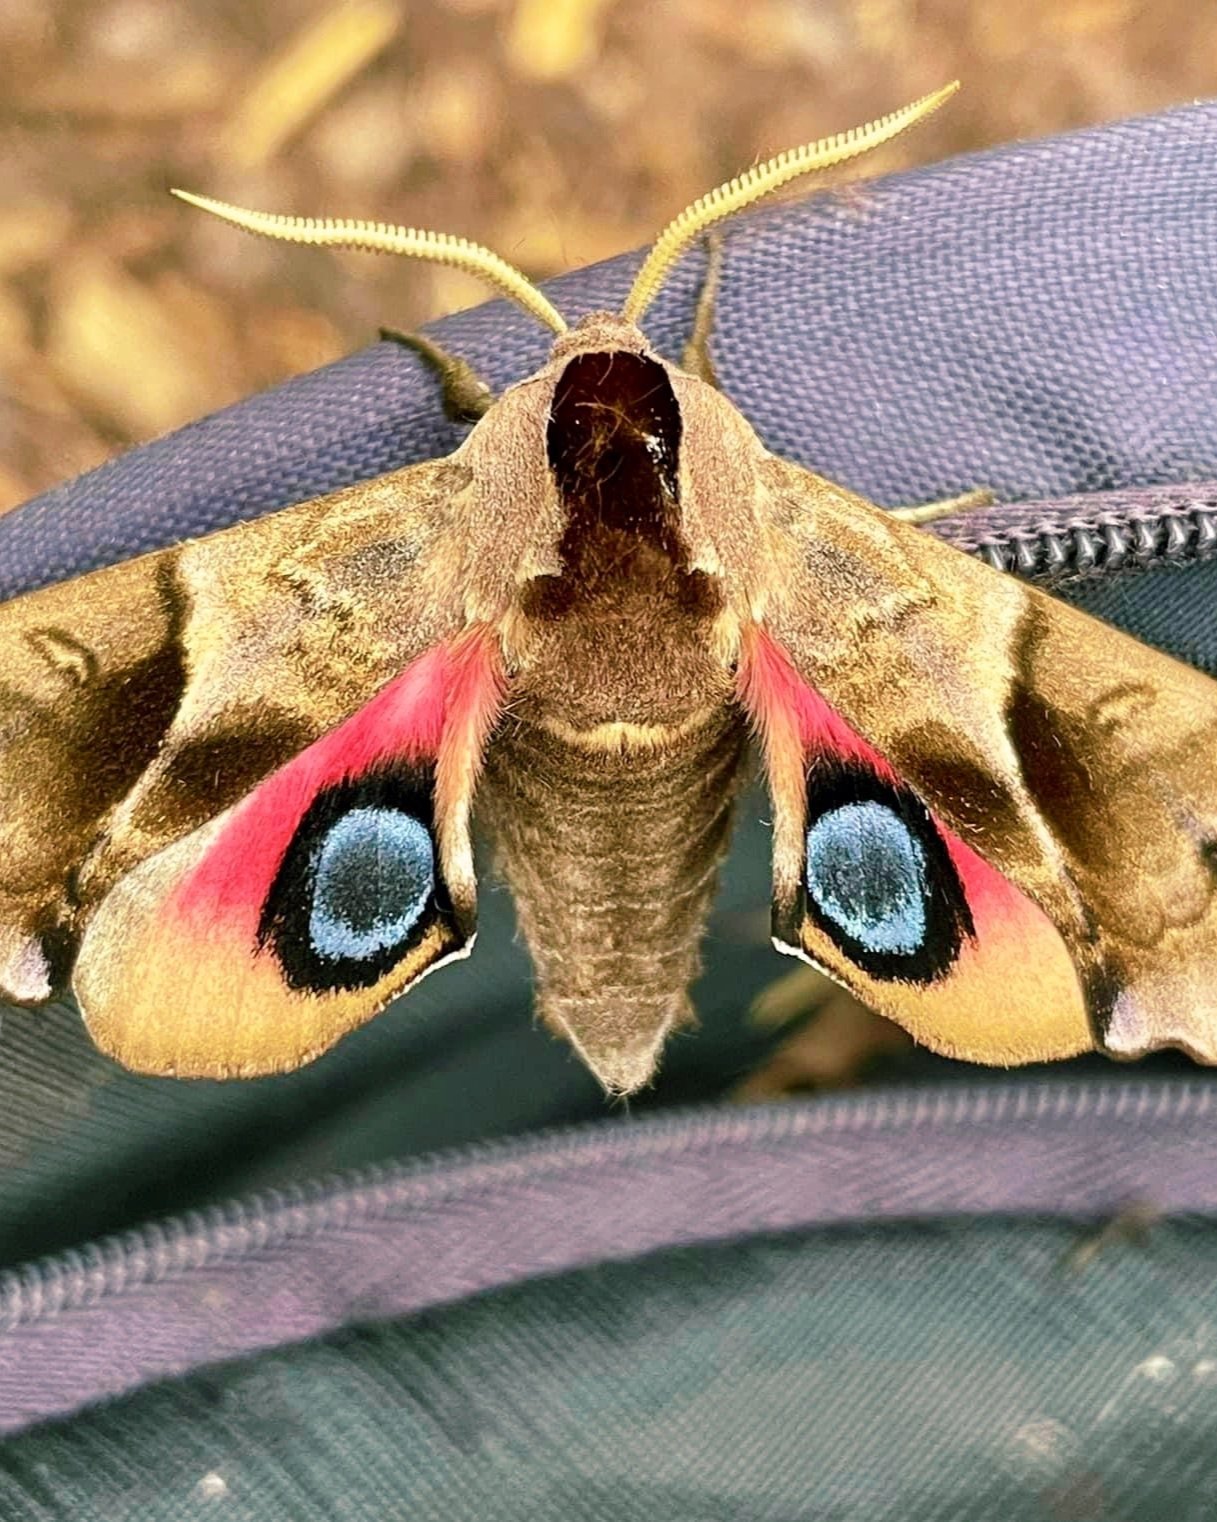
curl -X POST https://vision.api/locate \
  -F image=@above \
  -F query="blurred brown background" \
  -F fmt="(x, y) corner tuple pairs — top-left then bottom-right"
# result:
(0, 0), (1210, 514)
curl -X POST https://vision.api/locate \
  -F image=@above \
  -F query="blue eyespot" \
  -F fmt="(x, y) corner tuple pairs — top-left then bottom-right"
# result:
(805, 800), (928, 956)
(308, 806), (435, 963)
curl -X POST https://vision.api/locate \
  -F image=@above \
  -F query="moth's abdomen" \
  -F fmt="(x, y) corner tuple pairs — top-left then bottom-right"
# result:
(479, 706), (748, 1093)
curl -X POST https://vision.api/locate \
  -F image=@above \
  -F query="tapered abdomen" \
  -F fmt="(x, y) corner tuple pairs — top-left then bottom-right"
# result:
(479, 707), (748, 1092)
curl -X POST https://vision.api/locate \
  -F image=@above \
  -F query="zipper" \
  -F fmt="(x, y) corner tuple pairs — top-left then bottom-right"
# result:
(3, 1075), (1217, 1436)
(932, 483), (1217, 585)
(1, 1074), (1213, 1326)
(2, 1077), (1204, 1327)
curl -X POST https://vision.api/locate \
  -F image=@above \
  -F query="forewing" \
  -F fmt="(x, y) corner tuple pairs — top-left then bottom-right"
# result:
(76, 629), (503, 1075)
(743, 458), (1217, 1065)
(0, 458), (506, 1074)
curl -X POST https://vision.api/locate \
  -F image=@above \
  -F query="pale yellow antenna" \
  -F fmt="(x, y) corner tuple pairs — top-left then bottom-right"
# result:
(622, 81), (960, 324)
(170, 189), (569, 336)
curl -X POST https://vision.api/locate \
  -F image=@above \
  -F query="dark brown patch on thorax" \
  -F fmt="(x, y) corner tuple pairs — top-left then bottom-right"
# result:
(516, 348), (730, 731)
(548, 348), (688, 579)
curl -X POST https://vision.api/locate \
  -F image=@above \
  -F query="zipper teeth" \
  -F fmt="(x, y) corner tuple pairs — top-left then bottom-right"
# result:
(964, 499), (1217, 583)
(2, 1077), (1215, 1327)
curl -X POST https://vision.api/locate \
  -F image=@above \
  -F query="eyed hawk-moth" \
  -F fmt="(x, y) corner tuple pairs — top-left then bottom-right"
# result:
(4, 82), (1217, 1095)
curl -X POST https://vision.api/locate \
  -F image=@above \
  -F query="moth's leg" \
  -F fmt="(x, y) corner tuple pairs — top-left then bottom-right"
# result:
(888, 488), (996, 525)
(733, 966), (910, 1100)
(379, 329), (496, 423)
(680, 233), (725, 388)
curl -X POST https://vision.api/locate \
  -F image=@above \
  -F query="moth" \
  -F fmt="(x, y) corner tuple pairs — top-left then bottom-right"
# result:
(4, 82), (1217, 1095)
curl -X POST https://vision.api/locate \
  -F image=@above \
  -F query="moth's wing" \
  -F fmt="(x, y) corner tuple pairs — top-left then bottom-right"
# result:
(741, 457), (1217, 1066)
(0, 456), (507, 1075)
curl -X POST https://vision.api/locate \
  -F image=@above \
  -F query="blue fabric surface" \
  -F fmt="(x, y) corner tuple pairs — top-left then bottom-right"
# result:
(6, 1213), (1214, 1521)
(2, 1076), (1214, 1437)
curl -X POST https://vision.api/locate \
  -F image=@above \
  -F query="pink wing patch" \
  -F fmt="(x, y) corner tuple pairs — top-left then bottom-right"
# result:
(173, 629), (500, 944)
(738, 620), (899, 784)
(739, 626), (1091, 1064)
(72, 625), (505, 1076)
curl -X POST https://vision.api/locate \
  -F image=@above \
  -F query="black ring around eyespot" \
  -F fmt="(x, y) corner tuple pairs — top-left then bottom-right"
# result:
(258, 765), (463, 994)
(798, 764), (973, 985)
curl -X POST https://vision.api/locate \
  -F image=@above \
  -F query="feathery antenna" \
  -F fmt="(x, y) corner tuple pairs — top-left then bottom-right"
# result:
(174, 86), (958, 344)
(169, 189), (569, 336)
(622, 82), (960, 324)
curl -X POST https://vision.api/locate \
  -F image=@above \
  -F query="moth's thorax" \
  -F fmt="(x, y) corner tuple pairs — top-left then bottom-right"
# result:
(509, 339), (734, 737)
(548, 310), (652, 358)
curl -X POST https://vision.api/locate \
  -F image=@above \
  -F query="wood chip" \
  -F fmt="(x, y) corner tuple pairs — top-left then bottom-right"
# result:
(219, 0), (402, 171)
(45, 257), (240, 439)
(0, 202), (73, 275)
(506, 0), (613, 80)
